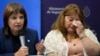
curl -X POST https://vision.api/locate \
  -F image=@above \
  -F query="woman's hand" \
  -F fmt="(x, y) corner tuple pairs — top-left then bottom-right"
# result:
(35, 39), (45, 55)
(73, 21), (85, 38)
(14, 46), (29, 56)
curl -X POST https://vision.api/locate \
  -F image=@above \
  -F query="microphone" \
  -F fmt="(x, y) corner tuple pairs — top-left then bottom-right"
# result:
(18, 30), (25, 46)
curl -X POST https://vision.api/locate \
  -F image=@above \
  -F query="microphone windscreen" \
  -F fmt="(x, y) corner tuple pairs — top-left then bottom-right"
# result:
(19, 35), (25, 46)
(18, 29), (25, 46)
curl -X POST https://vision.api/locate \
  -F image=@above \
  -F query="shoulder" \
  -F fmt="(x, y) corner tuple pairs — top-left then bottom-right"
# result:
(45, 30), (63, 39)
(24, 28), (38, 38)
(46, 30), (62, 36)
(84, 28), (93, 33)
(25, 28), (38, 35)
(84, 28), (96, 37)
(25, 28), (37, 33)
(0, 28), (3, 34)
(84, 28), (100, 45)
(0, 28), (4, 36)
(0, 28), (5, 41)
(24, 28), (38, 42)
(44, 30), (64, 42)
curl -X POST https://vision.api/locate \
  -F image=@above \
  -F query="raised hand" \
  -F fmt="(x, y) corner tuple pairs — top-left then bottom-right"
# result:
(35, 39), (45, 55)
(72, 21), (85, 38)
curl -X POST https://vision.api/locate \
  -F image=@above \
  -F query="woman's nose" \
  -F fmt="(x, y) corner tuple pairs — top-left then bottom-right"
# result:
(16, 18), (21, 23)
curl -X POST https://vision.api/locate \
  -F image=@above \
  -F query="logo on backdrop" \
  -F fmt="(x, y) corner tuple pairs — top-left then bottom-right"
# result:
(83, 6), (90, 18)
(46, 7), (64, 15)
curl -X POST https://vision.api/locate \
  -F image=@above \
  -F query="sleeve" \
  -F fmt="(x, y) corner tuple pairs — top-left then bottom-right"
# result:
(82, 29), (100, 56)
(84, 29), (100, 45)
(0, 29), (14, 56)
(43, 30), (57, 55)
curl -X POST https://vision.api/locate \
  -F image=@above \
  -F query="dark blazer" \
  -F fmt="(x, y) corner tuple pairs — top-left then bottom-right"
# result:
(0, 28), (39, 56)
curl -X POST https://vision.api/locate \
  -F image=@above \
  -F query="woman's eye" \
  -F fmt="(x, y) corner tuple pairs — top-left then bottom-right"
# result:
(20, 16), (24, 19)
(12, 16), (16, 20)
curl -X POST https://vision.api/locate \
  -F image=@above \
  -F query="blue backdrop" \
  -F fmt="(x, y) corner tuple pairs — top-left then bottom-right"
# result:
(0, 0), (41, 40)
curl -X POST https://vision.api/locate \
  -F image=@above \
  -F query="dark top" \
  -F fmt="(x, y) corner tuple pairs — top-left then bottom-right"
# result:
(12, 35), (20, 52)
(0, 28), (39, 56)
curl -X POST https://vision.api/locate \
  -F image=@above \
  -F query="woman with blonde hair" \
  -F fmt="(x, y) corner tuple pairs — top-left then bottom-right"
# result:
(44, 3), (100, 56)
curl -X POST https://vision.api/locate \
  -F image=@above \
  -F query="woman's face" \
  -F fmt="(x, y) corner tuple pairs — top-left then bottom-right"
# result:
(8, 12), (24, 33)
(64, 15), (80, 33)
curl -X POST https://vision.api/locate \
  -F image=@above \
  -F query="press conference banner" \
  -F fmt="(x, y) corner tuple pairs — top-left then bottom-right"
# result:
(41, 0), (100, 42)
